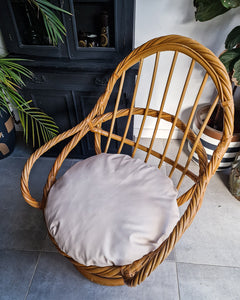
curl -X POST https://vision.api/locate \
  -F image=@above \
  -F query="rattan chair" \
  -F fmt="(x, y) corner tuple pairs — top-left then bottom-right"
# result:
(21, 35), (234, 287)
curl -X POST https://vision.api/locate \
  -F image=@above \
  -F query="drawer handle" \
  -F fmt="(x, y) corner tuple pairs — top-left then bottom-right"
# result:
(95, 77), (108, 86)
(32, 74), (46, 84)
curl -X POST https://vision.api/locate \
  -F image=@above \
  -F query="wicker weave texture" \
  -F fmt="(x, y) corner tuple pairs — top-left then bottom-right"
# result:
(21, 35), (234, 286)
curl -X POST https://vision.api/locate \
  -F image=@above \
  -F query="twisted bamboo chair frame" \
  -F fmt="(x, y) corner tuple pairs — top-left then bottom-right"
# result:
(21, 35), (234, 287)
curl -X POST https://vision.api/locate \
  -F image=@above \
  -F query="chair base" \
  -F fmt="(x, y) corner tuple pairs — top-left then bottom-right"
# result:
(75, 265), (125, 286)
(47, 223), (128, 286)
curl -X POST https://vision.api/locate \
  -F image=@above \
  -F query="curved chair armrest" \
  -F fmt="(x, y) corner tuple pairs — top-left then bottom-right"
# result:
(21, 120), (89, 209)
(121, 169), (212, 286)
(21, 85), (115, 209)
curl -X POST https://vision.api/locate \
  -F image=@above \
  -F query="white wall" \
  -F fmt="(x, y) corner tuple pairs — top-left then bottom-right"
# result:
(134, 0), (240, 138)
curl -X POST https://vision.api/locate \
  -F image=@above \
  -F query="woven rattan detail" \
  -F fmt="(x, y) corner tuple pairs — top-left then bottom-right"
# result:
(21, 35), (234, 286)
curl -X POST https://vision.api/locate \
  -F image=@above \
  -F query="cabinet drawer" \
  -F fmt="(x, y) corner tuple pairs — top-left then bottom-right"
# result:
(24, 70), (113, 92)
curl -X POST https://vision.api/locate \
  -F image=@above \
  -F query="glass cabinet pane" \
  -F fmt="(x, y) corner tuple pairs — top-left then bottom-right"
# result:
(11, 0), (53, 46)
(73, 0), (115, 49)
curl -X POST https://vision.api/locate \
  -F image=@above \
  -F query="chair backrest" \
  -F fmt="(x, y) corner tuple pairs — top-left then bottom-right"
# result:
(21, 35), (234, 285)
(39, 35), (233, 209)
(86, 35), (233, 204)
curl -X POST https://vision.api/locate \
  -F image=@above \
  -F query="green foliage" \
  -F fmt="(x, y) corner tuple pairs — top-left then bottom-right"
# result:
(194, 0), (229, 21)
(28, 0), (71, 46)
(0, 57), (59, 147)
(221, 0), (240, 9)
(0, 1), (72, 147)
(225, 26), (240, 49)
(194, 0), (240, 21)
(232, 59), (240, 85)
(219, 48), (240, 72)
(193, 2), (240, 85)
(0, 1), (72, 146)
(219, 27), (240, 86)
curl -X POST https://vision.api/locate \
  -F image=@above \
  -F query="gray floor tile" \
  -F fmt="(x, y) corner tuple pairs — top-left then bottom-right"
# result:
(0, 156), (73, 210)
(0, 208), (47, 251)
(175, 172), (240, 268)
(0, 250), (39, 300)
(26, 252), (94, 300)
(0, 157), (57, 251)
(0, 157), (31, 210)
(134, 138), (168, 176)
(166, 248), (176, 261)
(1, 138), (240, 299)
(41, 234), (59, 253)
(177, 262), (240, 300)
(0, 174), (27, 210)
(27, 252), (179, 300)
(27, 157), (73, 201)
(10, 134), (34, 158)
(0, 157), (26, 185)
(88, 260), (179, 300)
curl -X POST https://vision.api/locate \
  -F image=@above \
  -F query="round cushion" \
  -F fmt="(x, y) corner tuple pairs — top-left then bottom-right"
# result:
(45, 153), (179, 267)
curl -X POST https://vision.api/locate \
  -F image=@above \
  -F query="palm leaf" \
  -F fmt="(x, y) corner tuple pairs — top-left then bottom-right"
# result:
(33, 0), (71, 14)
(0, 88), (11, 112)
(17, 106), (59, 147)
(42, 15), (64, 45)
(0, 58), (33, 79)
(0, 57), (59, 147)
(28, 0), (71, 46)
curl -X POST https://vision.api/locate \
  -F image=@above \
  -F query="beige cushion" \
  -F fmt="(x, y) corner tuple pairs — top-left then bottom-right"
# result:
(45, 153), (179, 267)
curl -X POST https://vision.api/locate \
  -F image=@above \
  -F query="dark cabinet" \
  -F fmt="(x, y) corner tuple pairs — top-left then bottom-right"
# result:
(1, 0), (67, 58)
(1, 0), (134, 60)
(65, 0), (134, 60)
(0, 0), (135, 157)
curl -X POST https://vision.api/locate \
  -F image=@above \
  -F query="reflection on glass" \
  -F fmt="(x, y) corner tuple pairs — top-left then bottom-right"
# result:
(11, 0), (52, 46)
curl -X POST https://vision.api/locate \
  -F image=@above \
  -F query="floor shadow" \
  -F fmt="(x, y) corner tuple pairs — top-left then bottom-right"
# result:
(217, 168), (231, 189)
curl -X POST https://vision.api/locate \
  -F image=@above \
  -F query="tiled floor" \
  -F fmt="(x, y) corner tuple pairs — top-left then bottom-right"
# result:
(0, 137), (240, 300)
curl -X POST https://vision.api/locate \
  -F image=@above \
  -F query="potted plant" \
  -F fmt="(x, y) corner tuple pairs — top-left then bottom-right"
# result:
(189, 0), (240, 170)
(0, 0), (70, 159)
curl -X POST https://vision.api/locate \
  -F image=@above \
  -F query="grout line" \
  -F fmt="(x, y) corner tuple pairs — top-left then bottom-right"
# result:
(175, 260), (240, 270)
(24, 252), (41, 300)
(3, 248), (239, 271)
(0, 248), (58, 254)
(175, 262), (181, 300)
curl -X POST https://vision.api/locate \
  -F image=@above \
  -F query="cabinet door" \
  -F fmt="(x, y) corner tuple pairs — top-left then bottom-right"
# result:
(21, 89), (84, 157)
(21, 86), (133, 157)
(20, 66), (136, 157)
(63, 0), (134, 60)
(73, 90), (120, 156)
(21, 87), (118, 157)
(0, 0), (68, 58)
